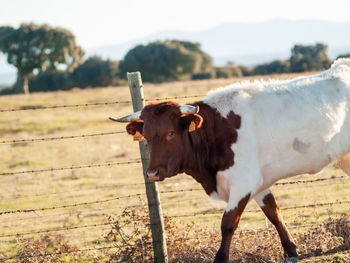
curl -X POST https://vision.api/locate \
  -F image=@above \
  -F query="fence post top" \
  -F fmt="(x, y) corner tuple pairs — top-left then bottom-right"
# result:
(127, 72), (142, 84)
(127, 71), (141, 75)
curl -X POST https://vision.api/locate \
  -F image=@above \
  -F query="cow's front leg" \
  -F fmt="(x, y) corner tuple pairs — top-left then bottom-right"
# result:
(214, 193), (251, 263)
(255, 189), (298, 260)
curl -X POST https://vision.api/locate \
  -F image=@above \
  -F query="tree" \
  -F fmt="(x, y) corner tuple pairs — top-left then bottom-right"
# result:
(71, 56), (119, 88)
(253, 60), (290, 75)
(215, 65), (243, 78)
(0, 23), (84, 94)
(119, 40), (213, 82)
(290, 43), (332, 72)
(28, 72), (72, 92)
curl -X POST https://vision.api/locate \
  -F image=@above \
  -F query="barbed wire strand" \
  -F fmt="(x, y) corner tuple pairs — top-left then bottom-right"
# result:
(148, 94), (205, 102)
(1, 182), (146, 201)
(274, 175), (348, 186)
(0, 203), (146, 225)
(0, 130), (126, 145)
(0, 222), (112, 238)
(0, 188), (206, 216)
(0, 94), (205, 113)
(1, 228), (104, 244)
(0, 159), (141, 176)
(0, 192), (144, 215)
(0, 100), (131, 112)
(0, 244), (119, 261)
(153, 173), (349, 186)
(171, 199), (350, 218)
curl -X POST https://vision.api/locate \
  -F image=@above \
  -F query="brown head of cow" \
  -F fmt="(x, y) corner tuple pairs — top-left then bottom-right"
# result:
(110, 102), (203, 182)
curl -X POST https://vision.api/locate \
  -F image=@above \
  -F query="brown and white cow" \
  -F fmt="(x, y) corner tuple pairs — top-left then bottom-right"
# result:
(110, 59), (350, 262)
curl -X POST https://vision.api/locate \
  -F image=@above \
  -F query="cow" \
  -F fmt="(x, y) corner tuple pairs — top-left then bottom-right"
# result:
(110, 59), (350, 263)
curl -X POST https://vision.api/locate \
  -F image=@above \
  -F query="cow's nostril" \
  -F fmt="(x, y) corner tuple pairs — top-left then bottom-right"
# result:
(147, 170), (159, 181)
(147, 170), (158, 176)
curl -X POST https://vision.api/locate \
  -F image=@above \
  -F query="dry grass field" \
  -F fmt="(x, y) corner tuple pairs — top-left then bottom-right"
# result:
(0, 72), (349, 262)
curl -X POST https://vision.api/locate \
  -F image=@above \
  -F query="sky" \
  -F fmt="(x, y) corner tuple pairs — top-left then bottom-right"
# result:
(1, 0), (350, 77)
(1, 0), (350, 49)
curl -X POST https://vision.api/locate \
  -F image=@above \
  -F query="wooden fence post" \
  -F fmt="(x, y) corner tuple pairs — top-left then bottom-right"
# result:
(127, 72), (168, 263)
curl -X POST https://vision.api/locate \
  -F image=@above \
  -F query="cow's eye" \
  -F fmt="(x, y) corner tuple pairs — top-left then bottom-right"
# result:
(166, 130), (175, 140)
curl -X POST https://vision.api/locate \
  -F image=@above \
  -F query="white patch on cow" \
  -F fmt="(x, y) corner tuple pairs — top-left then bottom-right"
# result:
(254, 188), (272, 207)
(204, 92), (264, 212)
(209, 191), (228, 209)
(215, 173), (230, 202)
(209, 191), (220, 201)
(209, 174), (230, 209)
(203, 58), (350, 205)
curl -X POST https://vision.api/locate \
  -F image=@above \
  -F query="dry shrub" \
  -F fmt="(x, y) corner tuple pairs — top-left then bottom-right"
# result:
(323, 215), (350, 245)
(14, 234), (77, 263)
(165, 218), (219, 262)
(107, 204), (350, 263)
(229, 229), (283, 263)
(105, 202), (219, 263)
(105, 203), (153, 262)
(298, 215), (350, 261)
(226, 215), (350, 262)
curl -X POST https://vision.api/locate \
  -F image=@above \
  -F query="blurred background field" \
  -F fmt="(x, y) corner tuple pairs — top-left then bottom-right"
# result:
(0, 73), (349, 262)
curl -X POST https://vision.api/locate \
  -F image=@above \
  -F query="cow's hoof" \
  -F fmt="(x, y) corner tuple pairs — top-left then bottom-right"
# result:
(213, 251), (228, 263)
(282, 257), (298, 263)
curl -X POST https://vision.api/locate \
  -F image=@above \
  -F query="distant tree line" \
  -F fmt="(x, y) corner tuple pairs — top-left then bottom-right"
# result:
(214, 43), (338, 78)
(27, 56), (120, 93)
(1, 23), (349, 95)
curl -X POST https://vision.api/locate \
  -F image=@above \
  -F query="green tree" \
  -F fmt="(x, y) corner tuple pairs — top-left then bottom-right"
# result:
(28, 71), (72, 93)
(119, 40), (213, 82)
(0, 23), (84, 94)
(253, 60), (290, 75)
(71, 56), (119, 88)
(215, 65), (243, 78)
(290, 43), (332, 72)
(238, 65), (253, 76)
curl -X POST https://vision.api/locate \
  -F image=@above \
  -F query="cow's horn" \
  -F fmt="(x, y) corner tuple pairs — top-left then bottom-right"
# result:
(179, 105), (199, 115)
(109, 111), (141, 122)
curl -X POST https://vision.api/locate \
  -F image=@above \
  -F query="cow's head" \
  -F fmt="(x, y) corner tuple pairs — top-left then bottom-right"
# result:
(110, 102), (203, 182)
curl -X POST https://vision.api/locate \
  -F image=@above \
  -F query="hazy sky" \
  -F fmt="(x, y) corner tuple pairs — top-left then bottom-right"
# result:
(1, 0), (350, 49)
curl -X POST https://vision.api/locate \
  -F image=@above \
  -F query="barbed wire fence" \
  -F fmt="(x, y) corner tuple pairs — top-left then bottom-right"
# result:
(0, 74), (349, 262)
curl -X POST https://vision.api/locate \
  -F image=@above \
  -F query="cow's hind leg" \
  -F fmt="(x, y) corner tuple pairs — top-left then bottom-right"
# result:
(254, 189), (298, 260)
(336, 151), (350, 176)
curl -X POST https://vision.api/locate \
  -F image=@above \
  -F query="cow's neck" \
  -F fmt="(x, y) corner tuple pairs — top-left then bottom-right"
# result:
(182, 101), (241, 196)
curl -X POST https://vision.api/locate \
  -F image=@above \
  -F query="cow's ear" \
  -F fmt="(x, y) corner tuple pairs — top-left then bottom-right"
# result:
(180, 114), (203, 132)
(126, 121), (144, 141)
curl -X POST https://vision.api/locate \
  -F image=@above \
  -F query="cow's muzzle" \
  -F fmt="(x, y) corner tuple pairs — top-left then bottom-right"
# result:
(146, 170), (160, 182)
